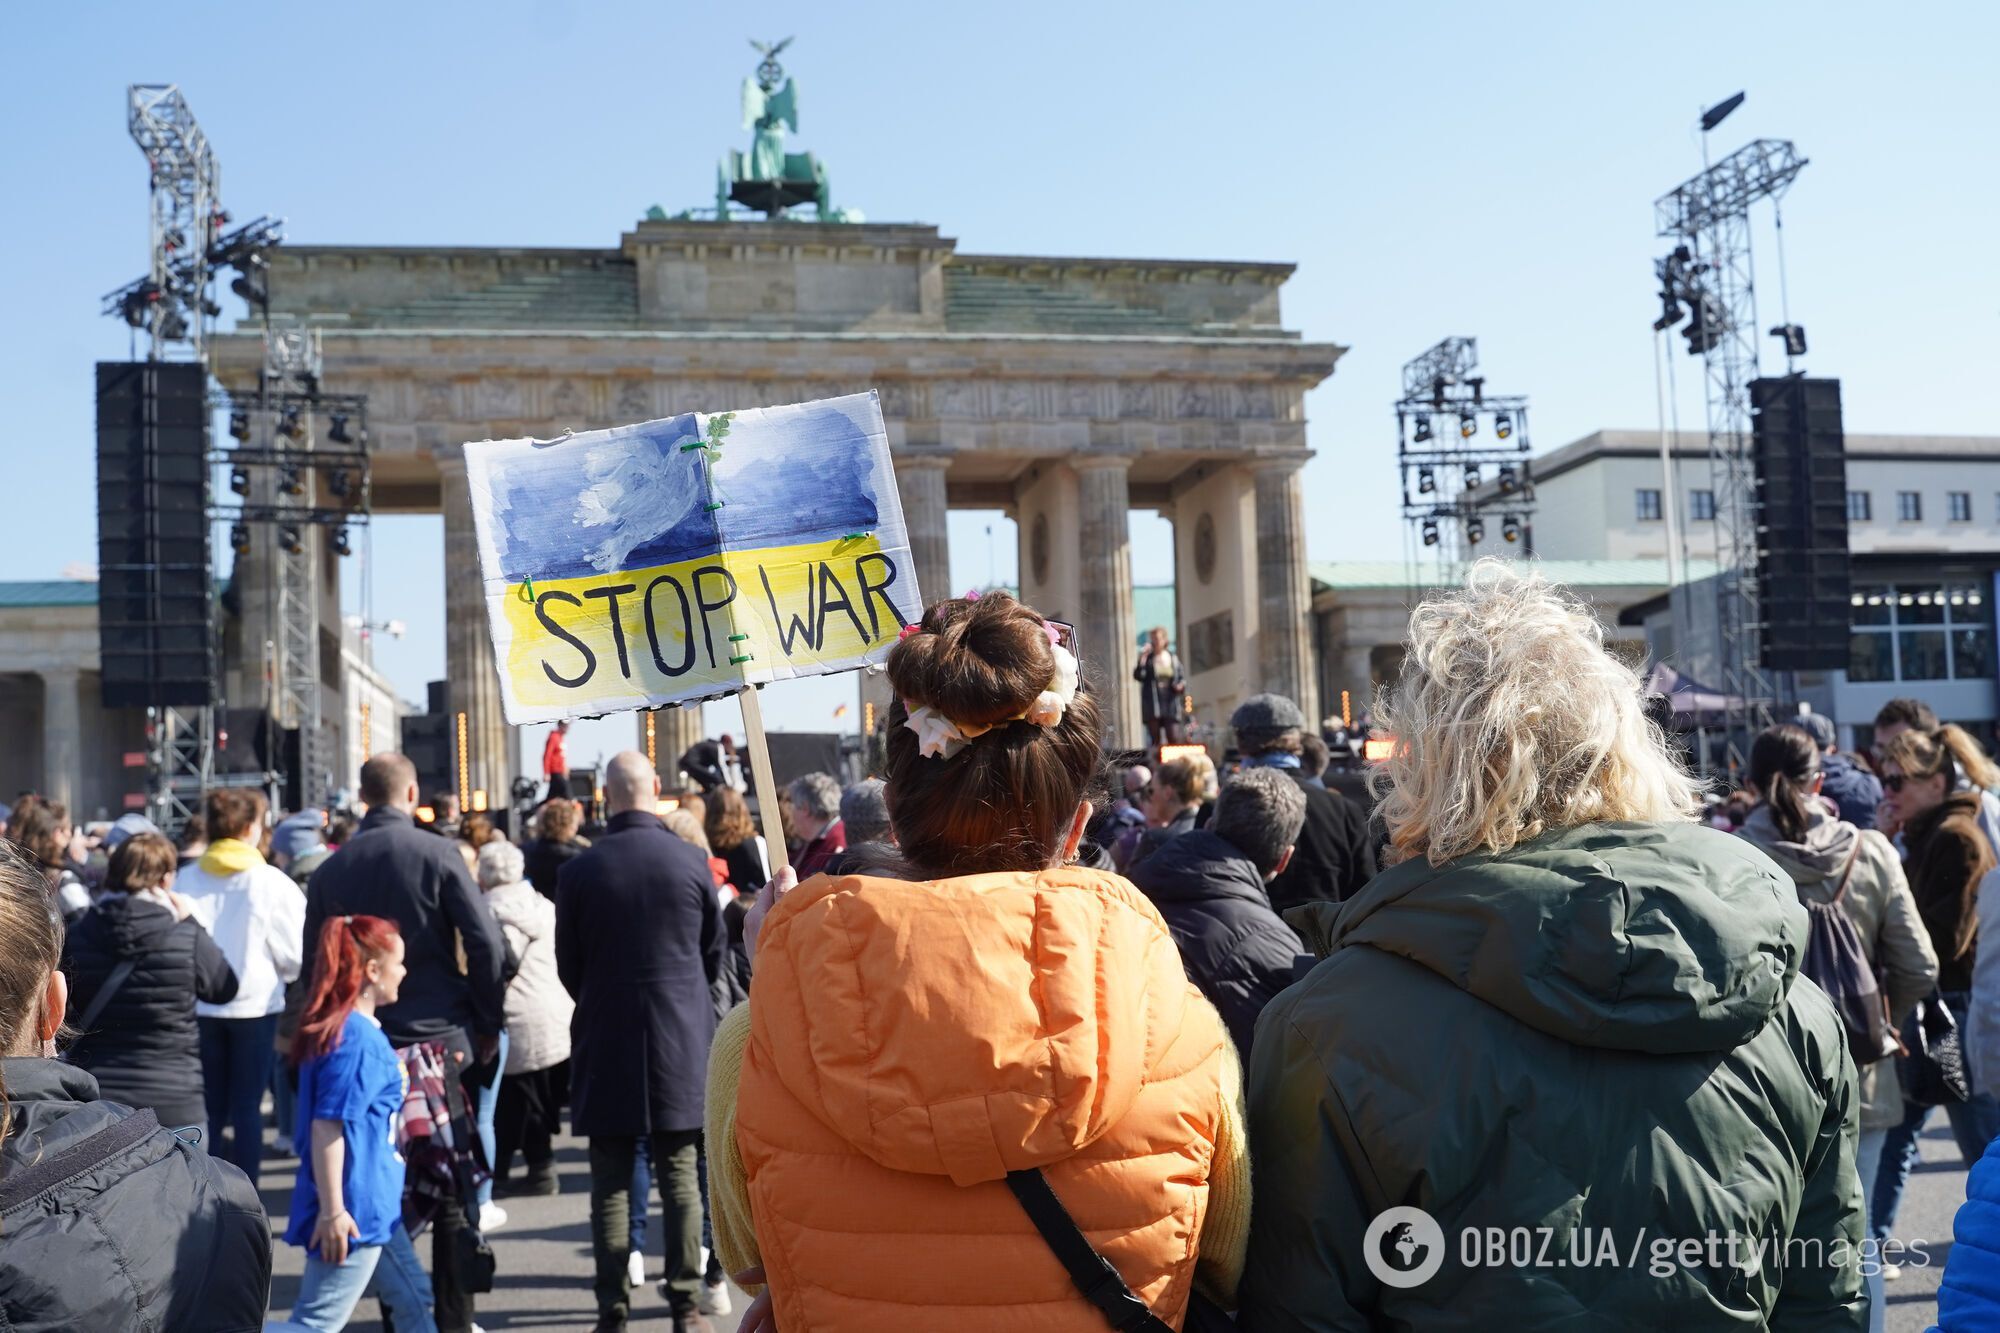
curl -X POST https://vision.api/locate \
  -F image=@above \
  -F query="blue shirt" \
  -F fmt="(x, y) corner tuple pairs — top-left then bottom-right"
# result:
(284, 1009), (407, 1250)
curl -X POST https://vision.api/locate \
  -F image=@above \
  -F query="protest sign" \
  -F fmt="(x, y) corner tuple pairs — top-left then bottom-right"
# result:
(464, 391), (923, 727)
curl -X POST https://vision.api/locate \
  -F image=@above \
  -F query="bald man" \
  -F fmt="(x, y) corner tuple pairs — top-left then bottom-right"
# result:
(556, 751), (726, 1331)
(305, 751), (508, 1332)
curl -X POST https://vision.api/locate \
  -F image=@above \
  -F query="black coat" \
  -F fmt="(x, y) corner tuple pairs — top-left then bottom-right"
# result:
(304, 806), (508, 1049)
(62, 896), (237, 1128)
(0, 1059), (270, 1330)
(1263, 764), (1377, 913)
(556, 810), (725, 1135)
(524, 835), (587, 902)
(1129, 829), (1304, 1059)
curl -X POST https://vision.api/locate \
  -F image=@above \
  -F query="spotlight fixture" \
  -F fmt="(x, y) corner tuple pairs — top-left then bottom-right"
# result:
(230, 251), (269, 311)
(231, 270), (268, 310)
(327, 467), (353, 501)
(279, 526), (304, 556)
(228, 466), (249, 496)
(1497, 464), (1521, 495)
(277, 405), (303, 440)
(119, 281), (160, 329)
(279, 463), (305, 497)
(1413, 416), (1433, 444)
(1421, 519), (1440, 547)
(332, 526), (353, 558)
(1459, 412), (1477, 439)
(157, 307), (190, 342)
(1466, 518), (1486, 545)
(1494, 411), (1513, 440)
(328, 413), (353, 445)
(230, 523), (250, 555)
(228, 411), (249, 441)
(1502, 514), (1522, 544)
(1417, 466), (1436, 495)
(1463, 463), (1481, 489)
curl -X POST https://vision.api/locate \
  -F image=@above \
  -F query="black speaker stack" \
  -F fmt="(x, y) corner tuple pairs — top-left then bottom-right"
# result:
(96, 362), (217, 709)
(1750, 375), (1851, 672)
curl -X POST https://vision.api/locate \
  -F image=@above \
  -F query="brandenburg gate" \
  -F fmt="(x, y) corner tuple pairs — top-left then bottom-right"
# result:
(211, 218), (1342, 796)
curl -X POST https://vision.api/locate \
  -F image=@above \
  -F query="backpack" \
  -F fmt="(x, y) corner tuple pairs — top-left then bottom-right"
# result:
(1799, 843), (1898, 1067)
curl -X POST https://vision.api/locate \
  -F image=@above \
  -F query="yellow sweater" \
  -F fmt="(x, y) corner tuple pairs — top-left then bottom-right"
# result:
(704, 999), (1252, 1311)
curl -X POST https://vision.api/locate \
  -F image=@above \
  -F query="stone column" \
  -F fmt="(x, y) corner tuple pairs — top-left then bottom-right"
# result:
(1254, 460), (1320, 726)
(1077, 458), (1139, 749)
(439, 454), (515, 805)
(641, 705), (707, 786)
(40, 667), (81, 811)
(893, 457), (952, 612)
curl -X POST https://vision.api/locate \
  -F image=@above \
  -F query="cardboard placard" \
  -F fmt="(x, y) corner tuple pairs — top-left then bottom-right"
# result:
(464, 391), (922, 725)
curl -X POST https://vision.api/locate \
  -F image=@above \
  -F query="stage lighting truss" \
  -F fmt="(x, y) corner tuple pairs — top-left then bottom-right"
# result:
(1396, 336), (1536, 567)
(101, 84), (287, 358)
(212, 389), (372, 546)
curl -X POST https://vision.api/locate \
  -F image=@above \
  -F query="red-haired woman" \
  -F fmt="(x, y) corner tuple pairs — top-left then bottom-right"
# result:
(284, 914), (438, 1332)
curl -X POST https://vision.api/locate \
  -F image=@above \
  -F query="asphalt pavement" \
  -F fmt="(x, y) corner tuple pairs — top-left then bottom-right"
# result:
(257, 1118), (1970, 1331)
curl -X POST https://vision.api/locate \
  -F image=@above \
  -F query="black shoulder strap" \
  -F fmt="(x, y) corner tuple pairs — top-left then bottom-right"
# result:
(76, 958), (138, 1035)
(0, 1107), (160, 1212)
(1006, 1168), (1176, 1333)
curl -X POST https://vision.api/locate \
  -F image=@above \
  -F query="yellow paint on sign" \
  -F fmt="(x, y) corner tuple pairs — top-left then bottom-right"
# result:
(499, 535), (911, 711)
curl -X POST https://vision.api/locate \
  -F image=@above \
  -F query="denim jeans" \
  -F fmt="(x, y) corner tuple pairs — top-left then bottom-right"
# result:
(292, 1223), (438, 1332)
(474, 1029), (508, 1209)
(590, 1128), (701, 1318)
(198, 1012), (279, 1179)
(627, 1137), (656, 1253)
(1855, 1127), (1887, 1333)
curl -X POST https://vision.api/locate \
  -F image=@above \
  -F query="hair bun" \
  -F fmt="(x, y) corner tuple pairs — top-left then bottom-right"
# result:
(887, 592), (1057, 728)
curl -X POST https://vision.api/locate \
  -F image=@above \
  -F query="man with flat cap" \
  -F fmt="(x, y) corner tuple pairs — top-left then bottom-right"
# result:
(1231, 693), (1377, 910)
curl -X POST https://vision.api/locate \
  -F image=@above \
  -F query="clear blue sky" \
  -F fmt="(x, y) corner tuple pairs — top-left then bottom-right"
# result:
(6, 1), (1996, 770)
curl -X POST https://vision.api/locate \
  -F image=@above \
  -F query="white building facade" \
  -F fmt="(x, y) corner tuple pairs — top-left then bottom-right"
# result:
(1520, 430), (2000, 748)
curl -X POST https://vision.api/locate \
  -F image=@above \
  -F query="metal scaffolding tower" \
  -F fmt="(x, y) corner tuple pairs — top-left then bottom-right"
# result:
(1395, 337), (1535, 590)
(1654, 132), (1807, 774)
(221, 327), (372, 814)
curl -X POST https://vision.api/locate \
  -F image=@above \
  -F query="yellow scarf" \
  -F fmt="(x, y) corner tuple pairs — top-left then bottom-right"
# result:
(199, 837), (265, 876)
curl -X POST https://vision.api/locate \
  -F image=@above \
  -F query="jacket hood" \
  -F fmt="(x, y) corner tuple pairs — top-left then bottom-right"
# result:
(1132, 829), (1272, 909)
(90, 892), (180, 958)
(749, 867), (1200, 1186)
(198, 838), (265, 877)
(1287, 821), (1806, 1055)
(1737, 803), (1860, 883)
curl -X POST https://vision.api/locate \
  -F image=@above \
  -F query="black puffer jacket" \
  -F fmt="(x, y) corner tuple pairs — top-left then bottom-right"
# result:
(1128, 828), (1304, 1059)
(0, 1059), (271, 1330)
(62, 895), (237, 1128)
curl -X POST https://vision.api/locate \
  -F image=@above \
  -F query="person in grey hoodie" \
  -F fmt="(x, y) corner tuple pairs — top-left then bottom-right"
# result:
(1740, 723), (1938, 1333)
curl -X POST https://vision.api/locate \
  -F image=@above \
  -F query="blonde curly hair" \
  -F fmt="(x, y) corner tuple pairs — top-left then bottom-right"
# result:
(1371, 559), (1704, 866)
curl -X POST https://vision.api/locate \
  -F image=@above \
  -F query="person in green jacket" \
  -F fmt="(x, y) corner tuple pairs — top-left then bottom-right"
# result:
(1242, 561), (1867, 1331)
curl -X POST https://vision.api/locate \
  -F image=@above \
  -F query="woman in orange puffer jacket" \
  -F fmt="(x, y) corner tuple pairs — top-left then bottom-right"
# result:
(705, 591), (1249, 1332)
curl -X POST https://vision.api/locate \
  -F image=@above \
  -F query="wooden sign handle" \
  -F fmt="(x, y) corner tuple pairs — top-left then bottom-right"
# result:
(739, 687), (791, 879)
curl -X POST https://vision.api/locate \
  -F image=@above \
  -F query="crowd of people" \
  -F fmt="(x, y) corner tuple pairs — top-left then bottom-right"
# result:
(5, 565), (2000, 1330)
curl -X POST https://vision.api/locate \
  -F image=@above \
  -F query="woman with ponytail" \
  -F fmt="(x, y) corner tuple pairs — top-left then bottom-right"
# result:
(284, 914), (437, 1332)
(1739, 724), (1936, 1333)
(707, 591), (1246, 1333)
